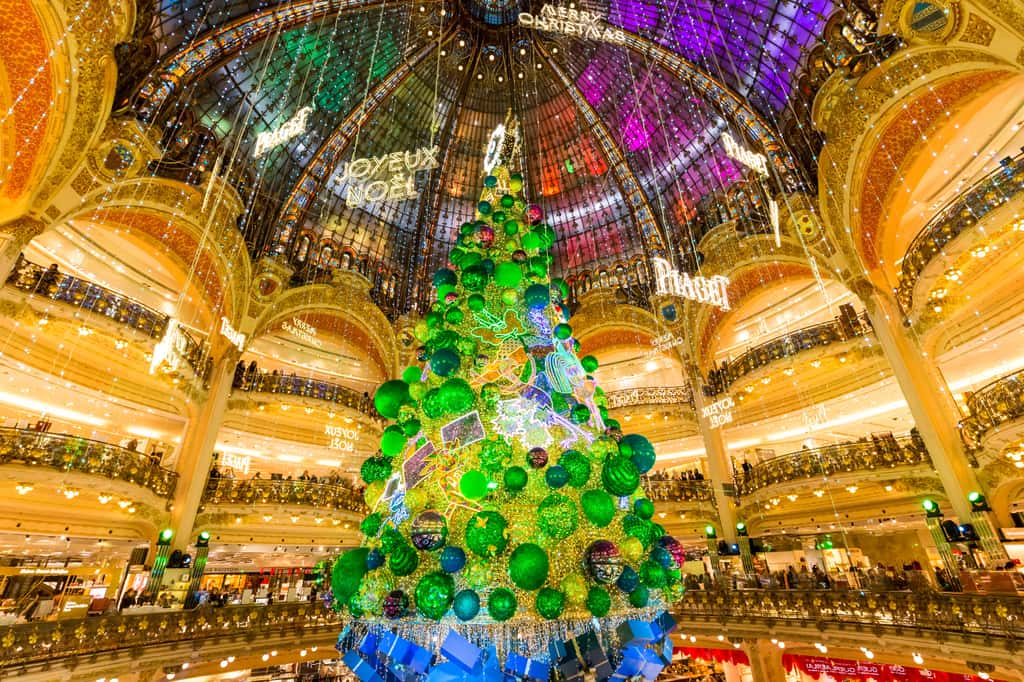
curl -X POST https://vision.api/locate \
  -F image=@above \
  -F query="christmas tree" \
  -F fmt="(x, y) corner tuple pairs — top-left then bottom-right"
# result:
(332, 126), (684, 655)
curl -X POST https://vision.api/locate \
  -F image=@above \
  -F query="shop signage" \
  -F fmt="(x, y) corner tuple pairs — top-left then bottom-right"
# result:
(220, 452), (251, 475)
(518, 5), (628, 44)
(642, 332), (686, 360)
(802, 405), (828, 430)
(18, 567), (69, 575)
(722, 132), (769, 177)
(338, 146), (440, 208)
(254, 107), (312, 158)
(325, 424), (359, 452)
(702, 396), (735, 429)
(219, 317), (246, 352)
(651, 258), (731, 311)
(282, 317), (323, 349)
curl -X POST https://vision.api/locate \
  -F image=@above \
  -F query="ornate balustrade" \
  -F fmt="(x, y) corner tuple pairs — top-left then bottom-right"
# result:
(676, 589), (1023, 642)
(642, 477), (714, 503)
(734, 435), (929, 496)
(959, 368), (1024, 451)
(897, 154), (1024, 314)
(203, 477), (368, 514)
(714, 311), (872, 390)
(6, 257), (212, 381)
(0, 601), (341, 669)
(0, 427), (178, 497)
(605, 385), (694, 410)
(236, 371), (380, 418)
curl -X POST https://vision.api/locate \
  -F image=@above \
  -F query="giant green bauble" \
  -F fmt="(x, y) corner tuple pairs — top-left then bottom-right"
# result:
(374, 380), (410, 419)
(332, 548), (368, 607)
(570, 404), (591, 424)
(468, 293), (485, 311)
(523, 283), (550, 309)
(360, 457), (392, 484)
(537, 493), (578, 540)
(431, 348), (461, 377)
(640, 559), (666, 588)
(629, 585), (650, 607)
(581, 489), (615, 527)
(438, 378), (476, 415)
(487, 588), (517, 621)
(459, 470), (489, 500)
(559, 450), (591, 487)
(521, 232), (540, 251)
(421, 388), (446, 419)
(415, 571), (455, 620)
(508, 543), (549, 590)
(553, 323), (573, 340)
(388, 544), (420, 576)
(494, 261), (523, 288)
(380, 426), (407, 456)
(623, 514), (659, 549)
(504, 466), (528, 492)
(445, 308), (464, 325)
(620, 434), (657, 474)
(479, 438), (513, 472)
(453, 589), (480, 621)
(602, 456), (640, 496)
(535, 588), (565, 619)
(586, 586), (611, 617)
(433, 268), (457, 288)
(465, 511), (509, 557)
(360, 513), (382, 537)
(534, 224), (556, 248)
(461, 264), (489, 291)
(634, 498), (655, 520)
(580, 355), (599, 373)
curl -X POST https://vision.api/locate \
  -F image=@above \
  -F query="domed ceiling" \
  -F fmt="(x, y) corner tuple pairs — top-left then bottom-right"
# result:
(142, 0), (836, 311)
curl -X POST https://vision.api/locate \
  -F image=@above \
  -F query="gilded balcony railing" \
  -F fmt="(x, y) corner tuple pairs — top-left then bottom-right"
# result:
(734, 434), (930, 496)
(676, 589), (1023, 641)
(641, 477), (714, 503)
(202, 477), (368, 514)
(896, 154), (1024, 314)
(237, 371), (380, 418)
(959, 368), (1024, 451)
(0, 427), (178, 497)
(605, 385), (695, 410)
(0, 601), (341, 668)
(713, 310), (872, 391)
(6, 257), (212, 382)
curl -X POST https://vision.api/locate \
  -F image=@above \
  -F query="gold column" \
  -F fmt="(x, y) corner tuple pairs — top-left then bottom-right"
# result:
(167, 351), (237, 550)
(0, 215), (45, 282)
(743, 640), (787, 682)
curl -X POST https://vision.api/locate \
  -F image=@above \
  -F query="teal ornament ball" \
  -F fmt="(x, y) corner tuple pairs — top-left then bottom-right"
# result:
(484, 175), (498, 188)
(545, 464), (569, 489)
(415, 572), (455, 620)
(488, 587), (517, 621)
(440, 546), (467, 573)
(433, 268), (458, 288)
(621, 433), (657, 474)
(524, 283), (550, 309)
(634, 498), (655, 520)
(478, 200), (492, 215)
(508, 543), (549, 590)
(374, 380), (410, 419)
(453, 589), (480, 621)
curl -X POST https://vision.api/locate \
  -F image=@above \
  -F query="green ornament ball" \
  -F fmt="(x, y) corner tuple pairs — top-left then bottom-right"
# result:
(559, 450), (591, 487)
(488, 587), (517, 621)
(433, 268), (458, 288)
(468, 293), (486, 311)
(495, 261), (523, 288)
(621, 434), (657, 474)
(461, 264), (489, 292)
(465, 511), (510, 557)
(374, 380), (410, 419)
(634, 498), (655, 520)
(623, 514), (659, 549)
(640, 559), (666, 588)
(360, 457), (392, 484)
(500, 194), (515, 208)
(431, 348), (461, 377)
(459, 470), (489, 500)
(581, 489), (616, 527)
(449, 247), (465, 266)
(503, 219), (520, 236)
(586, 586), (611, 617)
(545, 464), (569, 489)
(402, 366), (422, 384)
(570, 403), (591, 424)
(581, 355), (599, 373)
(537, 493), (579, 540)
(389, 544), (420, 576)
(553, 323), (573, 340)
(602, 456), (640, 496)
(445, 308), (464, 325)
(415, 572), (455, 620)
(421, 388), (446, 419)
(521, 232), (541, 251)
(629, 585), (650, 607)
(508, 543), (549, 590)
(524, 284), (549, 309)
(501, 288), (518, 305)
(401, 417), (421, 436)
(331, 548), (368, 606)
(380, 426), (407, 456)
(535, 588), (565, 619)
(504, 466), (529, 492)
(478, 201), (492, 215)
(453, 589), (480, 621)
(479, 438), (513, 472)
(360, 513), (382, 537)
(605, 418), (621, 431)
(437, 378), (476, 415)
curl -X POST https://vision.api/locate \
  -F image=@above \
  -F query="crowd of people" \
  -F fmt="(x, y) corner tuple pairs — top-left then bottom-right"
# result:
(231, 360), (373, 413)
(680, 560), (954, 593)
(205, 465), (366, 511)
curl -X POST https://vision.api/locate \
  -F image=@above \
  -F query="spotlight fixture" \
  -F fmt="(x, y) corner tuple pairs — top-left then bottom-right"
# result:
(912, 653), (923, 665)
(15, 483), (33, 495)
(98, 493), (113, 504)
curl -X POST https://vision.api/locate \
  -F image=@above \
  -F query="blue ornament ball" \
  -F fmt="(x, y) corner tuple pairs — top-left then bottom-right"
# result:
(651, 546), (674, 569)
(545, 464), (569, 489)
(453, 589), (481, 621)
(440, 546), (467, 573)
(616, 566), (640, 593)
(366, 548), (385, 570)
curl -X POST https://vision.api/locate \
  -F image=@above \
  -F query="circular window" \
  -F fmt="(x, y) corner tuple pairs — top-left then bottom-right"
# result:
(908, 1), (949, 33)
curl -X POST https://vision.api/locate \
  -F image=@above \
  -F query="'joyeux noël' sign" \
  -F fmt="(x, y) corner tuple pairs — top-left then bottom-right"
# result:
(519, 5), (628, 44)
(651, 258), (731, 311)
(337, 146), (440, 208)
(701, 395), (735, 429)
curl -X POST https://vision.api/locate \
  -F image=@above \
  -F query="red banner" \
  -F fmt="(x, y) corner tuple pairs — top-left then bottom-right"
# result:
(783, 654), (999, 682)
(676, 646), (750, 666)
